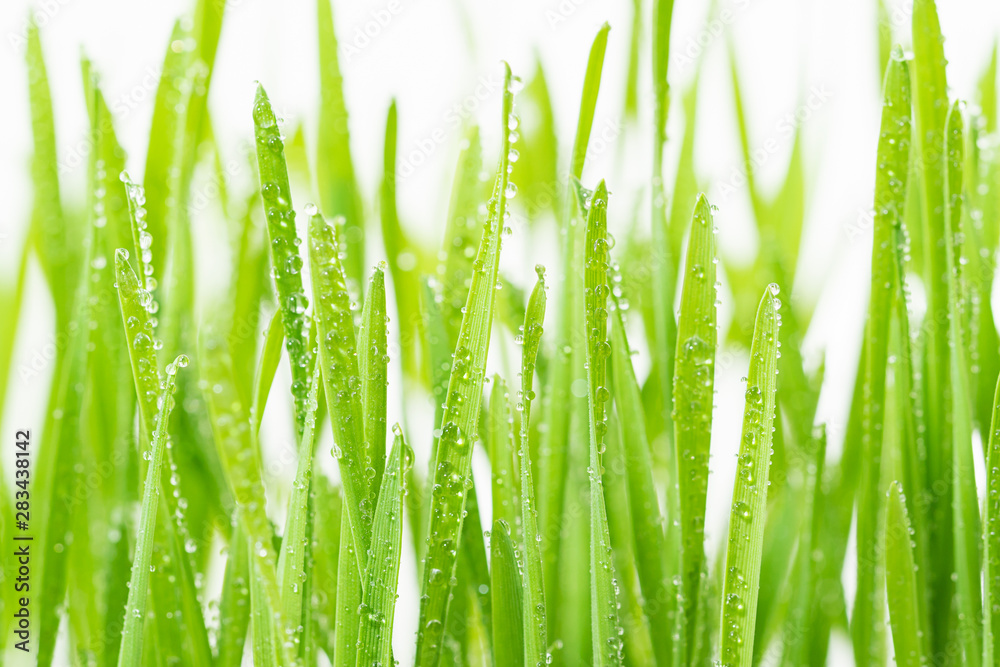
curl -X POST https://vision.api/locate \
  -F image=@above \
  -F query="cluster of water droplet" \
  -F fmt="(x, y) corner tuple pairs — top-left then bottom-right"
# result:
(120, 171), (159, 297)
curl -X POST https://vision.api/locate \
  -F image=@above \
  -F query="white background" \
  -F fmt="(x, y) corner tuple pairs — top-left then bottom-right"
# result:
(2, 0), (1000, 664)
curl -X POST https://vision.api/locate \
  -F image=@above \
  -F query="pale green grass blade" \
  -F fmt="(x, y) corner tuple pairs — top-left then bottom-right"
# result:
(26, 21), (73, 321)
(415, 63), (513, 666)
(885, 482), (924, 667)
(540, 25), (610, 631)
(312, 478), (343, 660)
(667, 80), (702, 268)
(674, 193), (717, 658)
(317, 0), (365, 289)
(250, 553), (282, 667)
(604, 406), (656, 667)
(308, 208), (373, 566)
(518, 60), (559, 222)
(718, 285), (781, 667)
(333, 508), (362, 667)
(253, 312), (285, 437)
(117, 356), (186, 667)
(491, 520), (526, 667)
(852, 47), (912, 667)
(489, 375), (520, 537)
(359, 265), (389, 487)
(277, 362), (322, 653)
(610, 305), (671, 667)
(983, 375), (1000, 665)
(356, 432), (410, 667)
(217, 524), (251, 667)
(380, 100), (425, 381)
(518, 268), (548, 667)
(912, 3), (955, 653)
(583, 181), (623, 667)
(944, 102), (983, 667)
(253, 84), (313, 437)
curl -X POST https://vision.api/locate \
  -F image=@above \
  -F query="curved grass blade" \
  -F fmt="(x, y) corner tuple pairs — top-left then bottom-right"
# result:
(885, 482), (924, 667)
(540, 24), (610, 632)
(583, 181), (623, 667)
(852, 47), (912, 667)
(356, 430), (410, 667)
(674, 193), (717, 657)
(414, 63), (514, 666)
(253, 311), (285, 438)
(253, 84), (313, 438)
(490, 520), (525, 667)
(944, 102), (983, 667)
(117, 356), (187, 667)
(317, 0), (365, 289)
(610, 305), (671, 667)
(718, 285), (781, 667)
(519, 267), (548, 667)
(308, 209), (373, 568)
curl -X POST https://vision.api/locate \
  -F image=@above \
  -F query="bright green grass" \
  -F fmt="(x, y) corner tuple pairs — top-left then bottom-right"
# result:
(8, 0), (1000, 665)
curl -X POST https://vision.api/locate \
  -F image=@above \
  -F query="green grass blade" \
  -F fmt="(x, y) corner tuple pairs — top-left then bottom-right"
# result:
(984, 375), (1000, 665)
(278, 362), (322, 653)
(912, 3), (955, 653)
(253, 84), (313, 437)
(489, 375), (520, 538)
(249, 553), (282, 667)
(674, 193), (717, 657)
(885, 482), (924, 667)
(944, 101), (983, 667)
(610, 305), (671, 667)
(356, 431), (410, 667)
(490, 520), (526, 667)
(333, 508), (362, 667)
(541, 25), (610, 629)
(359, 265), (389, 489)
(253, 312), (285, 438)
(308, 208), (373, 567)
(312, 478), (343, 660)
(583, 181), (623, 667)
(519, 267), (548, 667)
(852, 47), (912, 667)
(217, 524), (251, 667)
(415, 62), (514, 666)
(117, 356), (187, 667)
(718, 285), (781, 667)
(317, 0), (365, 289)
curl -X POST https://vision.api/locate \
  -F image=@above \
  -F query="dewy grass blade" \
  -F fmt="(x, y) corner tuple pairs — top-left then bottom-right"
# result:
(356, 430), (410, 667)
(583, 181), (623, 667)
(984, 375), (1000, 665)
(333, 508), (361, 667)
(674, 193), (718, 656)
(912, 3), (955, 653)
(250, 554), (282, 667)
(217, 525), (251, 667)
(609, 304), (672, 667)
(541, 24), (610, 628)
(944, 102), (983, 667)
(415, 63), (514, 666)
(253, 84), (313, 438)
(718, 285), (781, 667)
(117, 355), (187, 667)
(308, 208), (373, 568)
(359, 265), (389, 489)
(518, 267), (548, 667)
(852, 47), (912, 667)
(885, 482), (924, 667)
(489, 375), (520, 538)
(317, 0), (365, 289)
(277, 362), (322, 652)
(491, 520), (526, 667)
